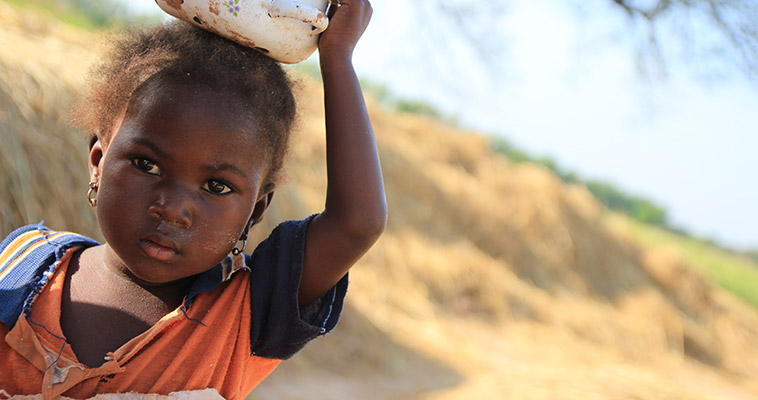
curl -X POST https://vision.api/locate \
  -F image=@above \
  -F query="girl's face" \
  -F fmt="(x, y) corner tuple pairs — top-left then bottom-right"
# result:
(89, 82), (272, 285)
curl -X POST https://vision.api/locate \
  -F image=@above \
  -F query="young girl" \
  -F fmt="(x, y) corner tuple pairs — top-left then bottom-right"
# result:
(0, 1), (385, 398)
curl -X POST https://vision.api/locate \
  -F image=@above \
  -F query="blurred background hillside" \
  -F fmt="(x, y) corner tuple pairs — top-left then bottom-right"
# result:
(1, 1), (758, 399)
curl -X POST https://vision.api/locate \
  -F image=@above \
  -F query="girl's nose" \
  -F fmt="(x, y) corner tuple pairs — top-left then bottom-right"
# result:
(147, 184), (195, 229)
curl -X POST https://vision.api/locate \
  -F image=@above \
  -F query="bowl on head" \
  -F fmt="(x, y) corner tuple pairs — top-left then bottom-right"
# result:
(155, 0), (331, 63)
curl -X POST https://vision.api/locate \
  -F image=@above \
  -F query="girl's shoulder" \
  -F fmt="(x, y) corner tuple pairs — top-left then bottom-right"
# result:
(0, 223), (99, 265)
(0, 223), (99, 327)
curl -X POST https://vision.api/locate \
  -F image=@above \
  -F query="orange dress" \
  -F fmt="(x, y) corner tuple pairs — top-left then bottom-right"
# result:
(0, 219), (347, 399)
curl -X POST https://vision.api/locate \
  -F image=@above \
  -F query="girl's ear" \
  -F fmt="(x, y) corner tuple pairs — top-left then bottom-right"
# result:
(88, 138), (105, 181)
(250, 191), (275, 227)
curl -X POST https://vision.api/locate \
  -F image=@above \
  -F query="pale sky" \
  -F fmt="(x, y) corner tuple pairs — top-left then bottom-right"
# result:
(129, 0), (758, 250)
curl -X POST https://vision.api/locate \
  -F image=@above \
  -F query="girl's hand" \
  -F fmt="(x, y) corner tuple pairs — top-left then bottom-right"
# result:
(318, 0), (372, 62)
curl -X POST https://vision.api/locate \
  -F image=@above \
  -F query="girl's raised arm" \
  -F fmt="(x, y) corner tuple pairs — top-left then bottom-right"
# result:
(299, 0), (386, 306)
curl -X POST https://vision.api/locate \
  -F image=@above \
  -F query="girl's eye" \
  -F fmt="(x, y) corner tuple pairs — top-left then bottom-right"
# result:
(133, 158), (161, 175)
(204, 180), (232, 195)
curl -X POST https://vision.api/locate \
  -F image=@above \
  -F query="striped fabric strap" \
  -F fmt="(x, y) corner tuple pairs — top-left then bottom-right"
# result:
(0, 224), (98, 327)
(1, 229), (64, 280)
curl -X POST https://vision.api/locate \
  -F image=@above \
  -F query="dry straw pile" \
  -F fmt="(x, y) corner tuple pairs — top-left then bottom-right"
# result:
(0, 2), (99, 238)
(2, 2), (757, 398)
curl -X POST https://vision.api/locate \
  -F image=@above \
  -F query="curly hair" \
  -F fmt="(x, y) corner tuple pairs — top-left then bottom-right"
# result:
(72, 21), (297, 190)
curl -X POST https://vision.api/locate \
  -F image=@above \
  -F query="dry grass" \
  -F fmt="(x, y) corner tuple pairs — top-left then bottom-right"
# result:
(2, 2), (758, 398)
(0, 1), (100, 238)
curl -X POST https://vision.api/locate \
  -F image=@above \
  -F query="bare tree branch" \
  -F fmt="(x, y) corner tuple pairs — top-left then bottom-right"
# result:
(609, 0), (758, 78)
(413, 0), (758, 81)
(613, 0), (673, 21)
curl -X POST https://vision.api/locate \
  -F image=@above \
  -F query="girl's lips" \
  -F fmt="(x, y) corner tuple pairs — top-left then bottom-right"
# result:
(139, 238), (180, 262)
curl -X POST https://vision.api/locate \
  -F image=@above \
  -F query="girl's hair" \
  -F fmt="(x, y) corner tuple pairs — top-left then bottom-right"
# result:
(73, 21), (297, 190)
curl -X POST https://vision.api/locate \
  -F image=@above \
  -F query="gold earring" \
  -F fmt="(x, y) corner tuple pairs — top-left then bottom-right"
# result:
(87, 180), (98, 207)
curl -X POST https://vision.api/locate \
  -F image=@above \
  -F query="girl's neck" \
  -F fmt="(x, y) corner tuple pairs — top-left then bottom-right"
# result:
(62, 246), (194, 367)
(75, 245), (194, 317)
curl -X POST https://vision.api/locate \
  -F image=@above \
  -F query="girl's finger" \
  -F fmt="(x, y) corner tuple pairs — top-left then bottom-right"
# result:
(326, 0), (340, 19)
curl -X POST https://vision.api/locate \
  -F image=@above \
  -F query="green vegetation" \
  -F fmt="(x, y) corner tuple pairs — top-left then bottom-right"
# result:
(294, 63), (460, 124)
(4, 0), (160, 29)
(585, 182), (669, 227)
(492, 136), (672, 227)
(611, 213), (758, 309)
(359, 79), (457, 123)
(491, 136), (758, 261)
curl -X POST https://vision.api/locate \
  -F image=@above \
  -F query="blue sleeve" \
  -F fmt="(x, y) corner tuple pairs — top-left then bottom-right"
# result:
(247, 215), (348, 360)
(0, 224), (99, 328)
